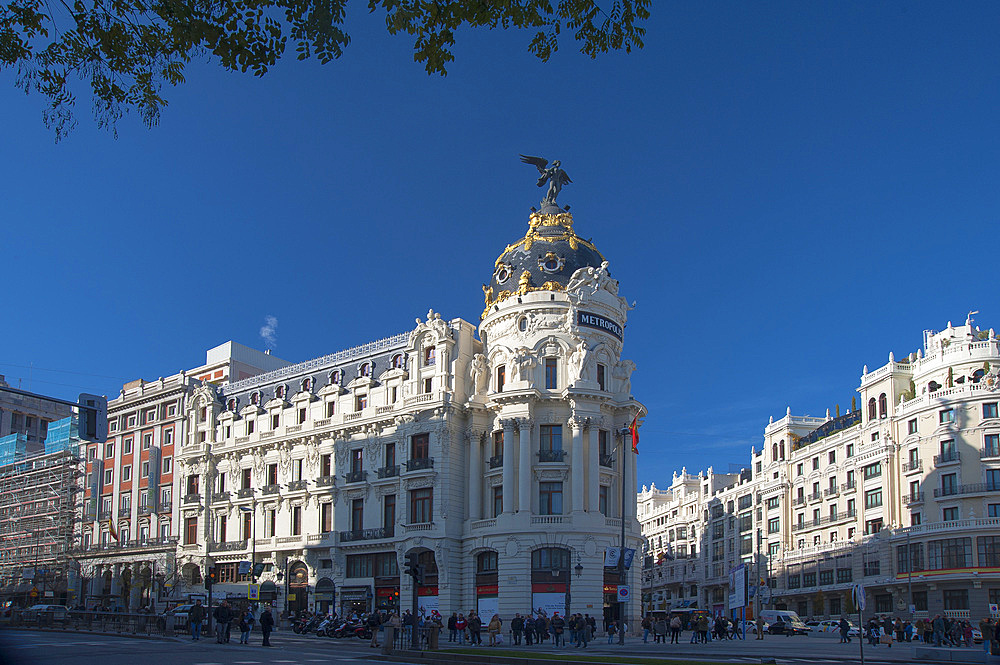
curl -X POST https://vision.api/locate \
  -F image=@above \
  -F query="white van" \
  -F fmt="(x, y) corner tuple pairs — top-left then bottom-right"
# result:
(759, 610), (810, 635)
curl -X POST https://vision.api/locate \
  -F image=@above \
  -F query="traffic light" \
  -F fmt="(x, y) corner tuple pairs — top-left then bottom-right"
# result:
(78, 394), (108, 443)
(205, 567), (217, 589)
(403, 552), (424, 585)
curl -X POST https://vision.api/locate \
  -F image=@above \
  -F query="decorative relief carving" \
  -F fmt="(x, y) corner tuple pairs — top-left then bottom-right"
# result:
(504, 537), (520, 558)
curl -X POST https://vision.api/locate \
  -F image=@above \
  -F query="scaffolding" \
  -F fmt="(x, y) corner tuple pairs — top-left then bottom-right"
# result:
(0, 416), (85, 606)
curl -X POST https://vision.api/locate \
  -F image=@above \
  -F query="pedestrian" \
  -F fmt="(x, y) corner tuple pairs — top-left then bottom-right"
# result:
(551, 612), (565, 647)
(839, 616), (851, 644)
(213, 601), (231, 643)
(448, 612), (458, 642)
(586, 614), (597, 641)
(670, 615), (682, 644)
(260, 605), (274, 647)
(755, 614), (764, 640)
(979, 617), (994, 654)
(654, 616), (667, 644)
(455, 613), (467, 645)
(189, 599), (205, 641)
(368, 611), (381, 648)
(469, 611), (483, 645)
(512, 613), (524, 645)
(642, 615), (651, 643)
(488, 614), (502, 646)
(607, 619), (617, 644)
(524, 614), (534, 646)
(239, 610), (252, 644)
(576, 614), (590, 648)
(697, 614), (709, 644)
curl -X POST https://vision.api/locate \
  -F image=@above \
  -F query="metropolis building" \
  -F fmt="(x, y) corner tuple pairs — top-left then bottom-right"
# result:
(640, 319), (1000, 621)
(171, 197), (645, 621)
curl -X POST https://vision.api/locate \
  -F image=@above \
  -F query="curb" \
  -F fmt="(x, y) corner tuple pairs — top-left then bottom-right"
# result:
(1, 626), (184, 643)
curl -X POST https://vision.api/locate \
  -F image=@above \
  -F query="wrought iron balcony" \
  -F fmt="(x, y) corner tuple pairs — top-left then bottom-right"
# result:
(488, 455), (503, 469)
(807, 492), (822, 502)
(793, 496), (806, 506)
(934, 483), (998, 498)
(538, 449), (567, 463)
(213, 539), (248, 551)
(377, 465), (400, 479)
(599, 454), (614, 468)
(345, 470), (368, 483)
(237, 488), (254, 498)
(934, 451), (961, 466)
(339, 527), (389, 542)
(118, 507), (131, 517)
(212, 491), (230, 502)
(316, 475), (336, 487)
(405, 457), (434, 472)
(138, 505), (153, 516)
(824, 487), (839, 497)
(902, 460), (922, 473)
(261, 484), (280, 495)
(287, 480), (308, 491)
(159, 502), (172, 513)
(182, 493), (201, 505)
(982, 446), (1000, 459)
(903, 492), (924, 504)
(841, 481), (856, 491)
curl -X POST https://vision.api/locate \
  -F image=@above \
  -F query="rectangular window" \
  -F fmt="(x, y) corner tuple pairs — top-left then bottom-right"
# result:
(385, 442), (396, 468)
(803, 572), (816, 587)
(356, 394), (368, 411)
(984, 403), (999, 419)
(836, 568), (852, 583)
(123, 438), (133, 455)
(940, 408), (956, 424)
(183, 516), (198, 545)
(326, 401), (336, 418)
(787, 574), (800, 589)
(423, 377), (432, 393)
(864, 488), (882, 509)
(293, 458), (303, 481)
(596, 363), (606, 391)
(142, 433), (152, 449)
(319, 502), (333, 533)
(375, 552), (398, 577)
(267, 464), (277, 486)
(812, 457), (819, 470)
(863, 462), (882, 479)
(291, 505), (301, 535)
(141, 460), (149, 478)
(985, 434), (1000, 457)
(928, 537), (973, 570)
(908, 418), (918, 434)
(105, 443), (114, 459)
(943, 589), (969, 610)
(103, 468), (113, 484)
(298, 407), (307, 424)
(122, 466), (132, 482)
(828, 450), (836, 464)
(496, 365), (505, 392)
(599, 485), (608, 516)
(864, 518), (883, 534)
(218, 515), (227, 542)
(346, 554), (374, 578)
(544, 358), (557, 389)
(162, 457), (172, 474)
(271, 413), (280, 429)
(493, 486), (503, 517)
(941, 472), (957, 495)
(411, 433), (429, 459)
(320, 454), (332, 478)
(988, 468), (1000, 491)
(796, 463), (803, 477)
(991, 503), (1000, 518)
(897, 543), (925, 573)
(538, 482), (563, 515)
(846, 443), (855, 457)
(410, 488), (433, 523)
(863, 559), (880, 576)
(383, 494), (395, 532)
(265, 509), (276, 537)
(539, 425), (563, 451)
(242, 467), (252, 489)
(765, 497), (780, 510)
(246, 419), (255, 435)
(351, 449), (363, 475)
(942, 506), (959, 521)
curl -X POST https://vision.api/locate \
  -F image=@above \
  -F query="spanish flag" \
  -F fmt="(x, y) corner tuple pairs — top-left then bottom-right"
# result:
(108, 520), (119, 542)
(629, 415), (639, 455)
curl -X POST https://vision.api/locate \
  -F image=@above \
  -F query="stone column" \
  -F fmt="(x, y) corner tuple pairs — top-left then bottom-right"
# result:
(518, 419), (533, 513)
(468, 429), (482, 521)
(502, 420), (516, 513)
(587, 425), (599, 512)
(570, 417), (584, 513)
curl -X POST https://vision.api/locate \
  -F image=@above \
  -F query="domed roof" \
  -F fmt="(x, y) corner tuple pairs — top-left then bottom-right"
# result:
(482, 212), (605, 318)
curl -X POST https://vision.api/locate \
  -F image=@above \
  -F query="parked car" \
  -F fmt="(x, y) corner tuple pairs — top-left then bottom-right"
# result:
(158, 604), (197, 630)
(22, 604), (69, 622)
(741, 619), (769, 634)
(760, 610), (811, 635)
(973, 628), (983, 644)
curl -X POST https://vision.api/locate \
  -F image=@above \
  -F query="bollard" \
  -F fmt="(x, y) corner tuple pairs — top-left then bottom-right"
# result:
(428, 624), (440, 650)
(383, 626), (395, 654)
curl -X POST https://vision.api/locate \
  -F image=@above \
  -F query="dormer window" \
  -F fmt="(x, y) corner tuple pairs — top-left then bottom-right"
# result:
(302, 377), (312, 392)
(425, 347), (436, 366)
(391, 354), (404, 369)
(250, 392), (260, 406)
(359, 362), (372, 378)
(227, 398), (237, 412)
(331, 370), (342, 385)
(275, 385), (285, 399)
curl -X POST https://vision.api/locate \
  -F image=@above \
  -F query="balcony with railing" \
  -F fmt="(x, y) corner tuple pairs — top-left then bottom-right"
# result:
(934, 483), (998, 498)
(138, 505), (153, 516)
(316, 475), (336, 487)
(183, 493), (201, 505)
(345, 470), (368, 483)
(841, 481), (856, 491)
(261, 484), (280, 495)
(824, 487), (839, 497)
(807, 492), (822, 503)
(791, 511), (855, 532)
(118, 507), (131, 517)
(599, 454), (614, 468)
(212, 539), (248, 552)
(212, 491), (230, 502)
(287, 480), (308, 491)
(159, 502), (172, 513)
(982, 446), (1000, 459)
(793, 496), (805, 506)
(339, 527), (389, 543)
(934, 451), (961, 467)
(376, 465), (400, 479)
(903, 492), (924, 504)
(902, 459), (922, 473)
(74, 536), (178, 554)
(405, 457), (434, 472)
(237, 488), (254, 498)
(538, 449), (567, 463)
(488, 455), (503, 469)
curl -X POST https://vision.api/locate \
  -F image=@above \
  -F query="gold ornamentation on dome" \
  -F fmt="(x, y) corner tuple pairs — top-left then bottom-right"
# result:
(540, 281), (566, 292)
(482, 285), (493, 305)
(528, 212), (574, 231)
(517, 270), (532, 295)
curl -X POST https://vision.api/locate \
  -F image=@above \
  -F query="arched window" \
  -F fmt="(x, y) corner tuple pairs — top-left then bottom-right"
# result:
(302, 377), (312, 392)
(772, 443), (778, 460)
(391, 354), (404, 369)
(779, 440), (785, 460)
(275, 385), (285, 399)
(531, 547), (570, 571)
(330, 370), (342, 385)
(359, 362), (372, 378)
(425, 346), (436, 366)
(868, 398), (877, 420)
(878, 393), (887, 419)
(250, 392), (260, 406)
(476, 551), (498, 573)
(227, 398), (237, 412)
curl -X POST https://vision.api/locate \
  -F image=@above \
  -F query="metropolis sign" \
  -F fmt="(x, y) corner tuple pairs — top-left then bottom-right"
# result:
(577, 311), (623, 341)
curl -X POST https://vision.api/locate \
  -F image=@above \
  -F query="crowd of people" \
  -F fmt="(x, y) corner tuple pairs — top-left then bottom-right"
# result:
(857, 613), (996, 652)
(445, 610), (604, 648)
(185, 598), (274, 646)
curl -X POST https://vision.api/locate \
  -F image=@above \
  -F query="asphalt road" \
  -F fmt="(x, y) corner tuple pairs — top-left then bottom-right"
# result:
(0, 628), (981, 665)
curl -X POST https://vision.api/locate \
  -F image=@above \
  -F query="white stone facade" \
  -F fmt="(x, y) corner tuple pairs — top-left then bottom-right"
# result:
(640, 319), (1000, 621)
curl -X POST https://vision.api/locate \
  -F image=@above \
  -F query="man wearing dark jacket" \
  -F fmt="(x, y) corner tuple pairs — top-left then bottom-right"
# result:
(214, 601), (233, 643)
(260, 605), (274, 646)
(511, 614), (524, 645)
(188, 599), (206, 641)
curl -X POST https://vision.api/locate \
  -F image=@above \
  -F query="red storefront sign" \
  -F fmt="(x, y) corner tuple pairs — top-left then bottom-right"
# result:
(417, 586), (439, 596)
(376, 587), (398, 597)
(531, 583), (567, 593)
(476, 585), (499, 595)
(603, 584), (619, 594)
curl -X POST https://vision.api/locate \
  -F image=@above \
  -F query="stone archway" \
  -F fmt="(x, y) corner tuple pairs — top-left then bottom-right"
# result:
(287, 561), (310, 616)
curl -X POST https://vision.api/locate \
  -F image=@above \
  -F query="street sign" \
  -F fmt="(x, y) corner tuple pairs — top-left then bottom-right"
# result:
(29, 587), (38, 598)
(617, 585), (630, 602)
(852, 584), (866, 611)
(238, 561), (251, 575)
(248, 584), (259, 601)
(990, 603), (998, 618)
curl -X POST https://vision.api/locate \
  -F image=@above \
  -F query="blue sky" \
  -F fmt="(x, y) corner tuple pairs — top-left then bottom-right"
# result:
(2, 1), (999, 488)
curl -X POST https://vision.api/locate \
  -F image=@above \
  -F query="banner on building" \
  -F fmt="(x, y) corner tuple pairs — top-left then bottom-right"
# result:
(604, 547), (621, 568)
(728, 564), (747, 610)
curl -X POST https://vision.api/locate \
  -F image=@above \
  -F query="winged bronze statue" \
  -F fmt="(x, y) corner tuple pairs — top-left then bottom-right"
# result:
(520, 154), (571, 208)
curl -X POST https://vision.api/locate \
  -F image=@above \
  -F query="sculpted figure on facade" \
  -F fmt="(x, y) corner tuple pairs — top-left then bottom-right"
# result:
(613, 359), (636, 395)
(469, 353), (488, 395)
(511, 347), (535, 382)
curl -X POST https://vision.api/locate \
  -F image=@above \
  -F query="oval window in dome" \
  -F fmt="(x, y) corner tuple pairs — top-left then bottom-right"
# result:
(494, 264), (512, 284)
